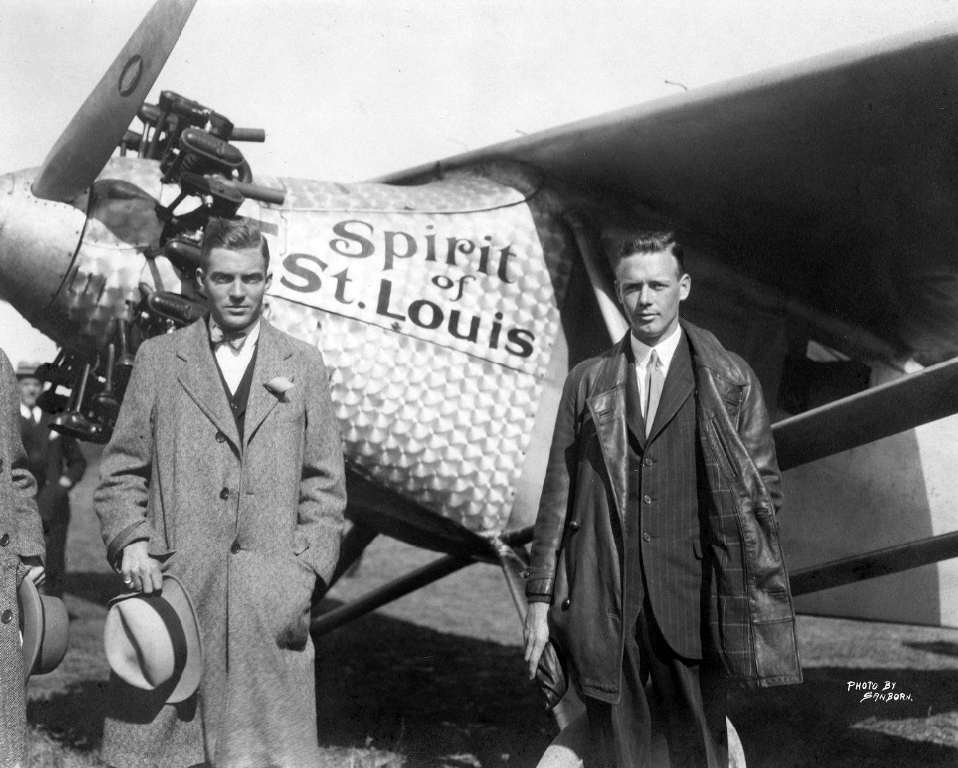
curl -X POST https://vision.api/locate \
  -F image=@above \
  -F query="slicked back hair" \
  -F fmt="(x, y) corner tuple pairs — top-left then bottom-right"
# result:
(615, 231), (686, 277)
(199, 217), (270, 271)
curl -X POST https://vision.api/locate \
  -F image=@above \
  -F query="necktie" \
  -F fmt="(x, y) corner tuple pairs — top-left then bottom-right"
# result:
(646, 349), (664, 437)
(209, 322), (247, 351)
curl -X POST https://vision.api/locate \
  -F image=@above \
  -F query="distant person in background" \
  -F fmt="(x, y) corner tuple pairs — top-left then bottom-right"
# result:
(17, 362), (87, 599)
(0, 349), (46, 765)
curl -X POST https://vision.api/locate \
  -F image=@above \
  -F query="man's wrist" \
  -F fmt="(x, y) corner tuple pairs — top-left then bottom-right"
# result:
(526, 595), (552, 604)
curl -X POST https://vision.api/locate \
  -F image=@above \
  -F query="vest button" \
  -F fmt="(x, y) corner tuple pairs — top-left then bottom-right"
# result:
(220, 487), (230, 500)
(215, 431), (226, 443)
(643, 494), (652, 504)
(568, 521), (580, 531)
(0, 533), (9, 547)
(0, 609), (11, 624)
(230, 541), (241, 554)
(561, 598), (571, 610)
(643, 532), (651, 542)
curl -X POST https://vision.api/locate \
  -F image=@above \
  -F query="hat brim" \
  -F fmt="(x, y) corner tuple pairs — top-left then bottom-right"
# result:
(19, 577), (69, 679)
(105, 574), (203, 704)
(160, 575), (203, 703)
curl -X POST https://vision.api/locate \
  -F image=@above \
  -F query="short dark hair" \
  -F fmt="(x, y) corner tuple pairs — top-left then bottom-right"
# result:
(615, 231), (685, 275)
(199, 218), (270, 271)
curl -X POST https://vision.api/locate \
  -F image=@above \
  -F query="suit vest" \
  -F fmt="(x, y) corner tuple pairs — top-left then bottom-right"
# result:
(213, 344), (258, 444)
(624, 334), (704, 659)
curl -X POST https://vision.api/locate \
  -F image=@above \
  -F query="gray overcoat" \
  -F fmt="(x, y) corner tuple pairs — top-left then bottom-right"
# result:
(0, 349), (44, 768)
(95, 319), (346, 767)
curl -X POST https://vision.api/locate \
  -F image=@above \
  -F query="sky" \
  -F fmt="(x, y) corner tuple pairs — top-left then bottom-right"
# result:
(1, 0), (956, 364)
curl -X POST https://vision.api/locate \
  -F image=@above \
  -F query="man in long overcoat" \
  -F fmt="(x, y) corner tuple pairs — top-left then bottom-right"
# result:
(96, 218), (346, 767)
(523, 232), (801, 767)
(0, 348), (46, 767)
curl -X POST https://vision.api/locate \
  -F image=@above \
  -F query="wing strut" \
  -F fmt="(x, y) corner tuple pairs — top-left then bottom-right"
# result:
(565, 212), (630, 342)
(773, 355), (958, 470)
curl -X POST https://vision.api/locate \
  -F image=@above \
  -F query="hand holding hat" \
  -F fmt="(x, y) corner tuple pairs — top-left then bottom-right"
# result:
(104, 574), (203, 704)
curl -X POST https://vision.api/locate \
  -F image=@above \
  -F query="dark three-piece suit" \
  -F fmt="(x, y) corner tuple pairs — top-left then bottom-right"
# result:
(19, 409), (86, 599)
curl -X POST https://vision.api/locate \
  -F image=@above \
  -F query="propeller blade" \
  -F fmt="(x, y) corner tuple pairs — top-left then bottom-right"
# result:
(773, 356), (958, 471)
(31, 0), (197, 203)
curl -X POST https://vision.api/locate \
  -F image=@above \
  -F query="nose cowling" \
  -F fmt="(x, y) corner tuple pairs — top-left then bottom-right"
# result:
(0, 169), (86, 338)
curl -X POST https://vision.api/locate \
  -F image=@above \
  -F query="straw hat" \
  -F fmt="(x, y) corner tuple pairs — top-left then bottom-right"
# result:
(19, 576), (69, 678)
(104, 574), (203, 703)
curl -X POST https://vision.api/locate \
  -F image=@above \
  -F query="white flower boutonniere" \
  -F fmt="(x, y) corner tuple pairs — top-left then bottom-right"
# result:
(264, 376), (295, 402)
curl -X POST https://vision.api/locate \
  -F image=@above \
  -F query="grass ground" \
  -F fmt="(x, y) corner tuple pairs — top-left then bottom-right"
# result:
(23, 447), (958, 767)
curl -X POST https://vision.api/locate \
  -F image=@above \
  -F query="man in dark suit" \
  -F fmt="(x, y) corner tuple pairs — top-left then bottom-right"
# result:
(17, 362), (86, 599)
(523, 232), (801, 767)
(96, 217), (346, 767)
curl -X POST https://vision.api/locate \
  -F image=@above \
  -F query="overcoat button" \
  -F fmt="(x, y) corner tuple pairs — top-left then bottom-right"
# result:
(643, 495), (652, 504)
(219, 487), (230, 500)
(230, 541), (241, 554)
(568, 521), (580, 531)
(644, 458), (653, 467)
(0, 533), (9, 546)
(561, 598), (571, 610)
(1, 609), (11, 624)
(643, 532), (651, 542)
(215, 431), (226, 443)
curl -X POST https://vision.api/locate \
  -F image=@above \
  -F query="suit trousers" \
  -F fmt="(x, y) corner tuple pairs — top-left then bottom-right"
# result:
(584, 596), (728, 768)
(38, 486), (70, 599)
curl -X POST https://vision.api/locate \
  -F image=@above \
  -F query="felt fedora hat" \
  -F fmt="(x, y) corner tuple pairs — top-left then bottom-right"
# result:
(14, 361), (42, 380)
(104, 574), (203, 704)
(18, 576), (69, 678)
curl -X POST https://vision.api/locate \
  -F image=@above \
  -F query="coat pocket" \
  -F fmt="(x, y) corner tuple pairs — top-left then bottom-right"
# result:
(275, 556), (316, 651)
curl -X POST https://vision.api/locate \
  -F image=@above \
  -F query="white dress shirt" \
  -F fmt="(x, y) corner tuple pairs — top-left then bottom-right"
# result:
(20, 403), (42, 423)
(629, 324), (683, 420)
(210, 319), (260, 395)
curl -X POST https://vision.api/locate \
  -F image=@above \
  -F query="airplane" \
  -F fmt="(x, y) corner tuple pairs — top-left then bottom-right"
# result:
(3, 0), (958, 747)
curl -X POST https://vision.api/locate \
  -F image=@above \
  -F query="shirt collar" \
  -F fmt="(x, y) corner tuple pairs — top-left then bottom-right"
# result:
(629, 323), (682, 369)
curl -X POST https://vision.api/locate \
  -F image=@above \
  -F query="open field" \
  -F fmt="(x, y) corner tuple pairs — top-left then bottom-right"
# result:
(23, 448), (958, 767)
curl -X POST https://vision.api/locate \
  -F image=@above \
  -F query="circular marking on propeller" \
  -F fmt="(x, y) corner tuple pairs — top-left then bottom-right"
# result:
(117, 55), (144, 97)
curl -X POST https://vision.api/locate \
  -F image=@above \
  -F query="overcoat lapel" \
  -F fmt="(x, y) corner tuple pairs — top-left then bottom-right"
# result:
(243, 322), (294, 447)
(646, 332), (694, 444)
(587, 336), (631, 523)
(177, 320), (241, 448)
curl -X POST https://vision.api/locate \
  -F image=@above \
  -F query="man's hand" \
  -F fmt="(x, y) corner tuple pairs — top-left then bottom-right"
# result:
(20, 556), (45, 586)
(120, 541), (163, 594)
(523, 601), (550, 680)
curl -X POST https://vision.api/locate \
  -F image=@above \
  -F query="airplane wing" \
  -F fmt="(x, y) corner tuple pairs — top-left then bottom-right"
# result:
(378, 21), (958, 367)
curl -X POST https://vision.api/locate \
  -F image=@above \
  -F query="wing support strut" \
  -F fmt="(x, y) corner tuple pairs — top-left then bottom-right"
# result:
(311, 554), (473, 637)
(564, 212), (630, 342)
(789, 530), (958, 596)
(773, 355), (958, 471)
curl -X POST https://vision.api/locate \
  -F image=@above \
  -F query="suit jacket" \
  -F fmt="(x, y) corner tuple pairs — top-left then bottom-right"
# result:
(621, 334), (703, 658)
(20, 411), (86, 522)
(527, 320), (801, 702)
(0, 349), (43, 766)
(95, 318), (346, 768)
